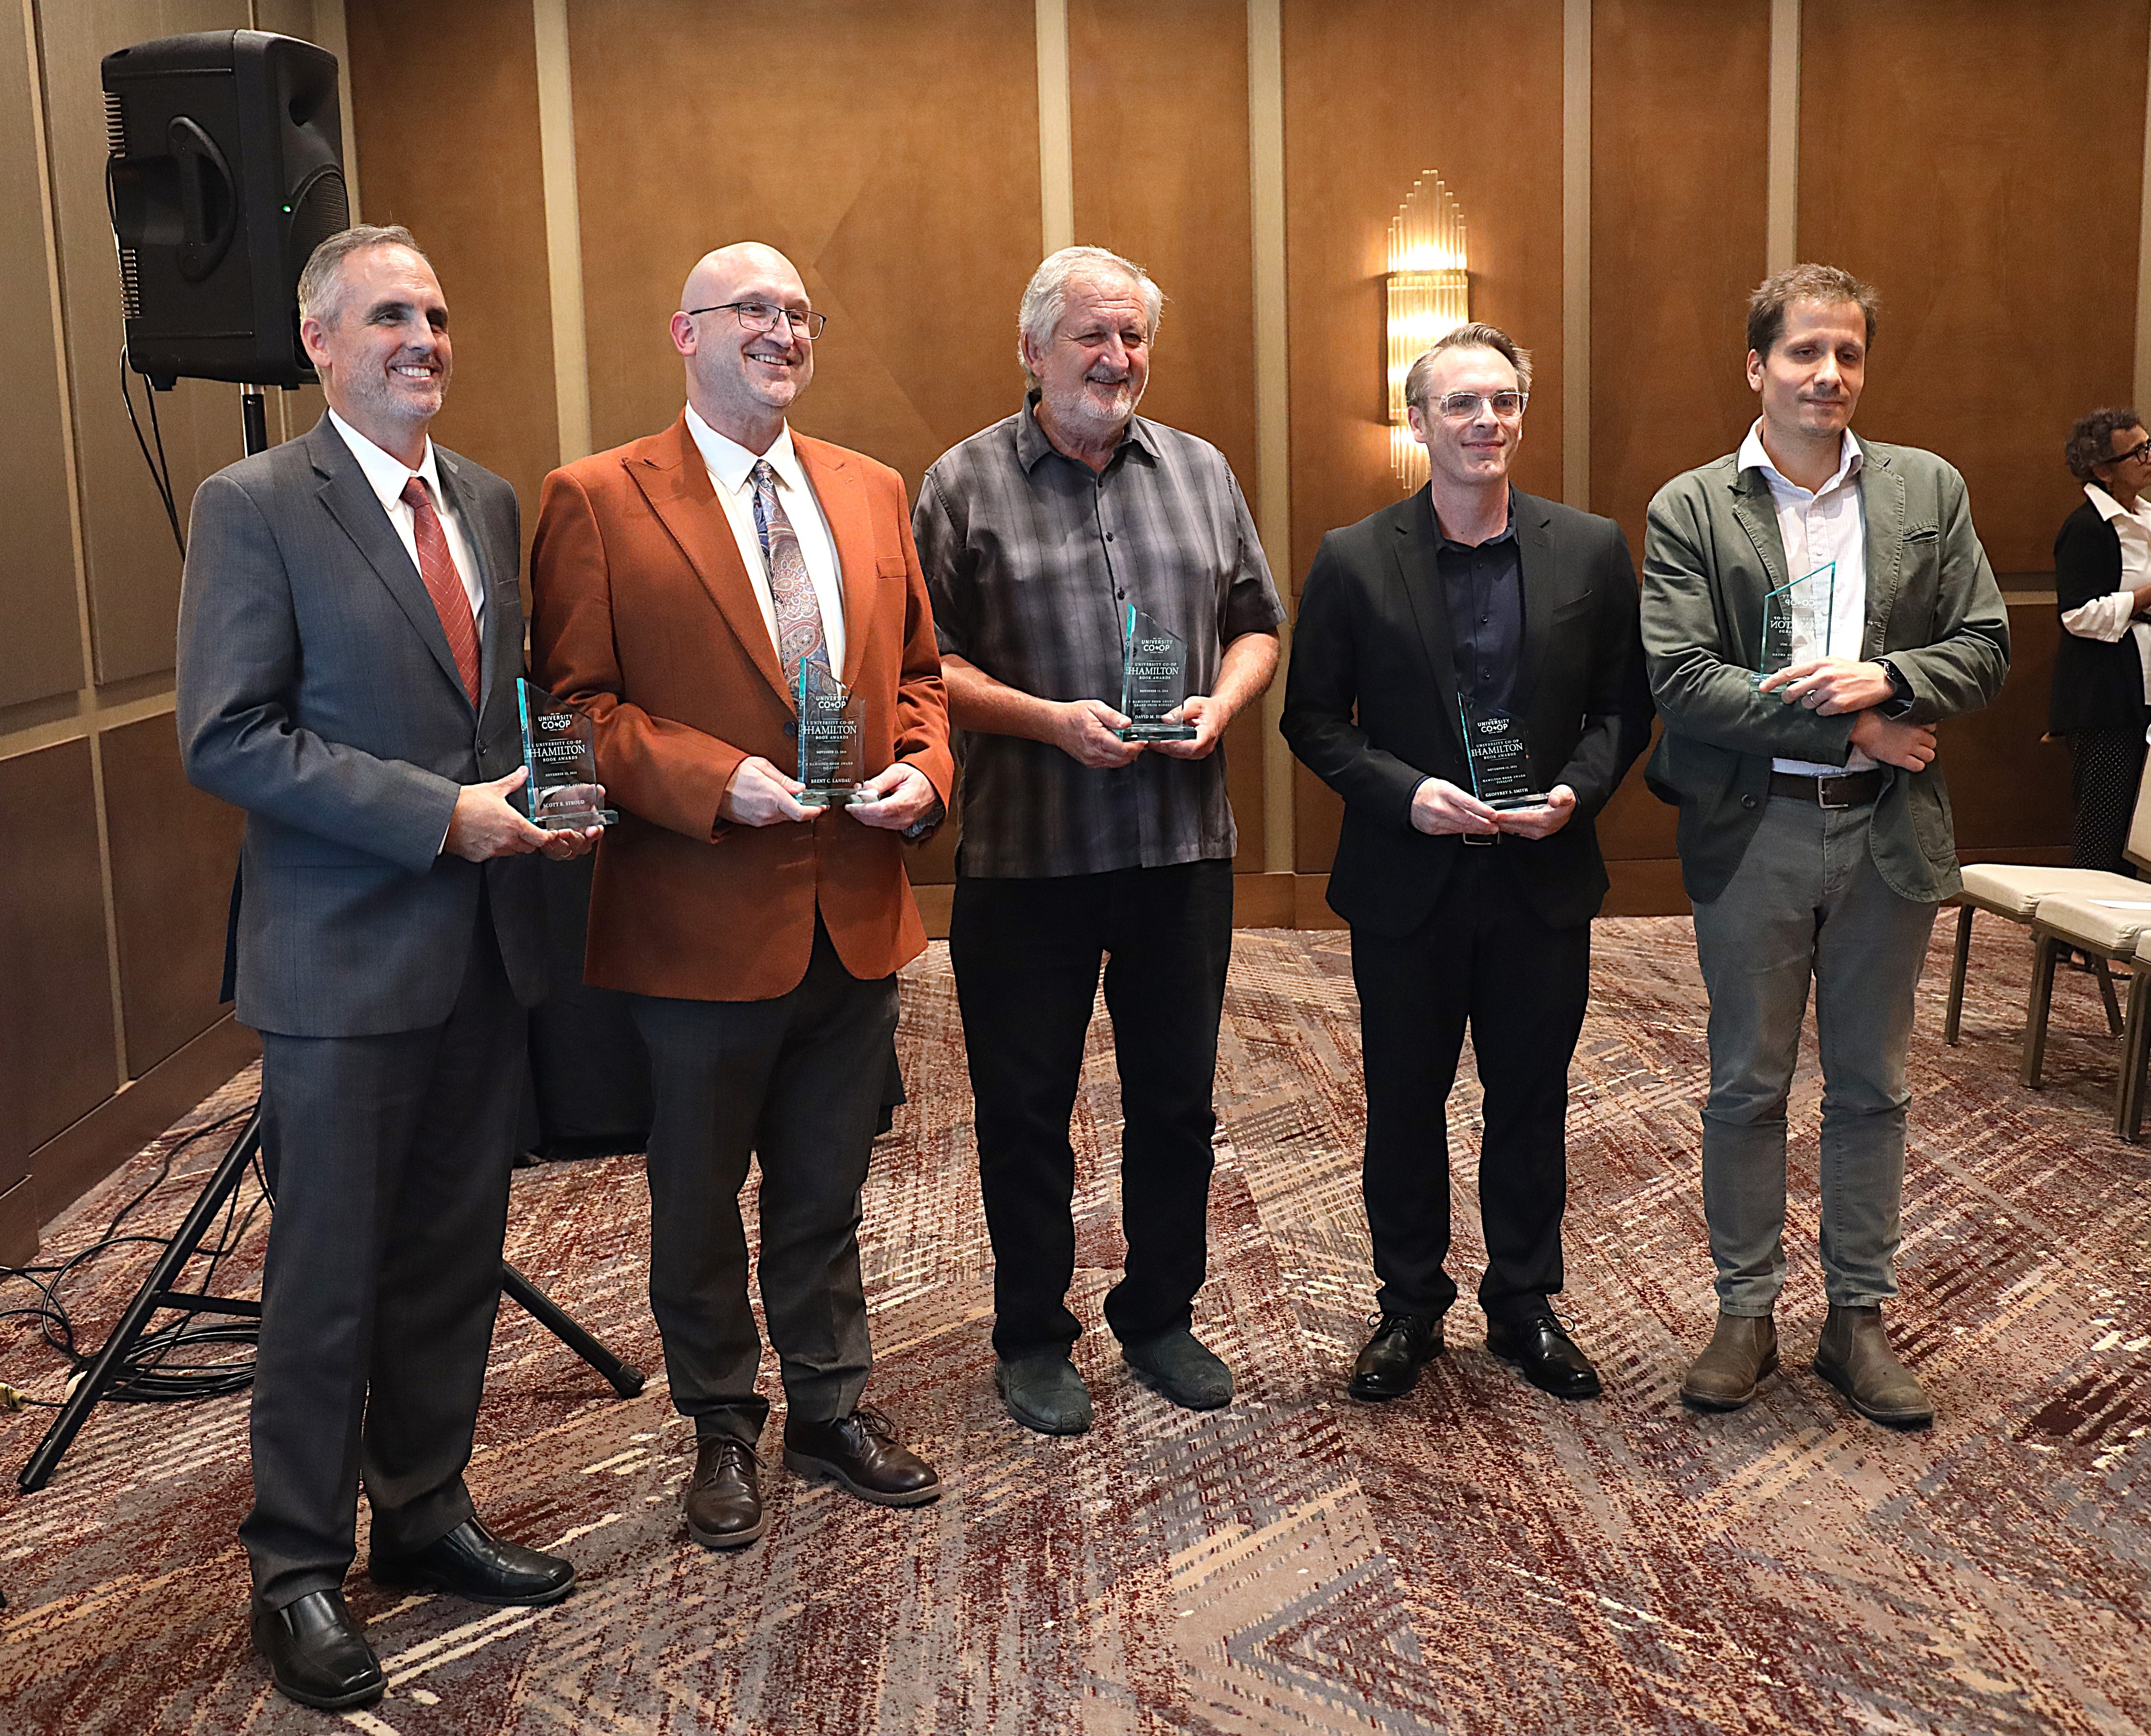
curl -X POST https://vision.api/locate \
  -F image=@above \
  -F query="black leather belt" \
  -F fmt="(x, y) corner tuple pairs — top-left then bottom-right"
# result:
(1768, 768), (1886, 810)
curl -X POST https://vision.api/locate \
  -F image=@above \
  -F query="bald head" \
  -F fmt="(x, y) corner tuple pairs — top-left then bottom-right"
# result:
(680, 241), (802, 315)
(670, 241), (817, 453)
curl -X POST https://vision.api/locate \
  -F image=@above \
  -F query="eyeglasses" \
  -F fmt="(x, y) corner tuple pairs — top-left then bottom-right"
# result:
(683, 301), (828, 340)
(2112, 437), (2151, 467)
(1433, 390), (1528, 421)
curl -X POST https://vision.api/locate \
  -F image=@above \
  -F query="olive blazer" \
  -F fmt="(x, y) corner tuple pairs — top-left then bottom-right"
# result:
(1641, 435), (2010, 905)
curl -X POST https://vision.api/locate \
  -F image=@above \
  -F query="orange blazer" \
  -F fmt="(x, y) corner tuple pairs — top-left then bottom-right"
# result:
(530, 414), (954, 1002)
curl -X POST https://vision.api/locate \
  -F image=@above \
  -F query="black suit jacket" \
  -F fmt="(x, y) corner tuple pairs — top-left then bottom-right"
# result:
(1281, 486), (1654, 936)
(177, 417), (546, 1036)
(2052, 497), (2149, 735)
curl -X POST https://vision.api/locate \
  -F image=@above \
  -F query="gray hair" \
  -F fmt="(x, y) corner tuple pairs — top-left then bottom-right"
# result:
(1403, 321), (1534, 416)
(297, 224), (429, 328)
(1016, 245), (1165, 388)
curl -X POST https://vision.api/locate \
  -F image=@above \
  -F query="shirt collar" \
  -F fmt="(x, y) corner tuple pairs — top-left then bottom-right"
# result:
(685, 403), (803, 496)
(1015, 388), (1159, 474)
(2084, 481), (2151, 527)
(1737, 419), (1861, 498)
(1432, 496), (1517, 554)
(328, 407), (443, 514)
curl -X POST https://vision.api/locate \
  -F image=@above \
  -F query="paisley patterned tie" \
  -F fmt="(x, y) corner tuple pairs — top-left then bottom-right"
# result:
(750, 459), (830, 688)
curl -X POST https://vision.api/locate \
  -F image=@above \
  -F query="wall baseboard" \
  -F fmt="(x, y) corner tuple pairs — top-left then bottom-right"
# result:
(0, 1175), (35, 1268)
(22, 1013), (260, 1248)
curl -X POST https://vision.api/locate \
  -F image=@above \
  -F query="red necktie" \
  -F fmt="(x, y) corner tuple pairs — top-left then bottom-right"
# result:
(400, 475), (481, 707)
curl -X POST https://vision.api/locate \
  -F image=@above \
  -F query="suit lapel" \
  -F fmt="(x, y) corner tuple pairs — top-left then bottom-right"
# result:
(628, 415), (793, 711)
(1857, 437), (1907, 657)
(308, 420), (473, 710)
(1392, 489), (1466, 758)
(1511, 491), (1555, 715)
(796, 436), (872, 690)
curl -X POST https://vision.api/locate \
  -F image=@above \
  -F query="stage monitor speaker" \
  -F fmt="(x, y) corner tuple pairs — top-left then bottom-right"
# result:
(102, 30), (347, 392)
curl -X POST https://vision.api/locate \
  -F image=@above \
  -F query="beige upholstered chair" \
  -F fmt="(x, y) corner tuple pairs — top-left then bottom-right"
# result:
(2025, 890), (2151, 1132)
(1943, 746), (2151, 1046)
(2126, 928), (2151, 1142)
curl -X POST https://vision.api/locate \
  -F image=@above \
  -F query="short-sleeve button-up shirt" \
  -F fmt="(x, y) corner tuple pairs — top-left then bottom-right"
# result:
(915, 396), (1285, 879)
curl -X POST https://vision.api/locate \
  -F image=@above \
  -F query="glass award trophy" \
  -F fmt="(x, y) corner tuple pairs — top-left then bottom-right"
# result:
(796, 656), (869, 808)
(1457, 695), (1546, 810)
(516, 679), (615, 829)
(1117, 605), (1198, 742)
(1755, 560), (1836, 687)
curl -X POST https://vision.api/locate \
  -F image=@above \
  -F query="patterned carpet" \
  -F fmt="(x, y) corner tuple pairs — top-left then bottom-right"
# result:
(0, 915), (2147, 1735)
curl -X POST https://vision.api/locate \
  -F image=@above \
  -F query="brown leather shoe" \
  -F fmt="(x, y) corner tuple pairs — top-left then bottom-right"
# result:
(684, 1436), (766, 1549)
(1812, 1304), (1933, 1429)
(782, 1407), (941, 1507)
(1680, 1312), (1779, 1411)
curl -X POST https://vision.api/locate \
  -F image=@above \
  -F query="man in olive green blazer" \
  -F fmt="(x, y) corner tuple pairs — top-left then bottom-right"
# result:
(1640, 264), (2008, 1430)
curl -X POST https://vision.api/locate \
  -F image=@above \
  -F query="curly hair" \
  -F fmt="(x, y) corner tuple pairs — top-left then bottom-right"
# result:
(2066, 408), (2144, 485)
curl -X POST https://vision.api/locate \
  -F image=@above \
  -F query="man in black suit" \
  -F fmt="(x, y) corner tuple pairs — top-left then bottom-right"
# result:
(178, 226), (598, 1712)
(1281, 323), (1652, 1404)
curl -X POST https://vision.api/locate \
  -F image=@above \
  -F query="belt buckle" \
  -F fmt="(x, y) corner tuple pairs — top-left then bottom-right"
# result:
(1461, 831), (1496, 847)
(1816, 775), (1852, 811)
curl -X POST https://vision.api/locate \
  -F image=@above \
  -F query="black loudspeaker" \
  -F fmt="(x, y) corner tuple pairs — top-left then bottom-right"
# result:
(102, 30), (347, 391)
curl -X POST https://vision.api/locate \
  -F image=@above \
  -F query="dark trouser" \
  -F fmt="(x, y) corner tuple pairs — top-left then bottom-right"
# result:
(949, 859), (1234, 1362)
(243, 916), (523, 1611)
(1349, 845), (1590, 1327)
(2070, 722), (2149, 873)
(629, 920), (898, 1446)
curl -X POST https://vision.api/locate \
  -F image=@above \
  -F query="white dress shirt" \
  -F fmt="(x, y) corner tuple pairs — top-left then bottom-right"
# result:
(2062, 483), (2151, 706)
(684, 405), (846, 677)
(327, 408), (486, 625)
(1737, 420), (1876, 775)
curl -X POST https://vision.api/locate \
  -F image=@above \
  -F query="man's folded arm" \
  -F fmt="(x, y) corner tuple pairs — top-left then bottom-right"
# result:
(1640, 482), (1855, 765)
(177, 472), (460, 875)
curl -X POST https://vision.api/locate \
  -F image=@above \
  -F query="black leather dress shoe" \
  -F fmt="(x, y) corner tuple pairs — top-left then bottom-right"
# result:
(368, 1517), (575, 1606)
(1348, 1312), (1445, 1401)
(783, 1407), (942, 1507)
(252, 1588), (384, 1711)
(685, 1436), (766, 1548)
(1485, 1313), (1602, 1400)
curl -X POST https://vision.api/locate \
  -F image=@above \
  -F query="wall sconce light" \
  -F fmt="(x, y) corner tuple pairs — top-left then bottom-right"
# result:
(1386, 174), (1469, 493)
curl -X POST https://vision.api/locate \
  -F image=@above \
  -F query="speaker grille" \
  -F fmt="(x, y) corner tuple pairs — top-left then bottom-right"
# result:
(118, 246), (142, 321)
(103, 91), (125, 156)
(288, 168), (349, 270)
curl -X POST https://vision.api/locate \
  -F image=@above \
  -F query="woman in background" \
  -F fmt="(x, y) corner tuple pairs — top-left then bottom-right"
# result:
(2054, 408), (2151, 871)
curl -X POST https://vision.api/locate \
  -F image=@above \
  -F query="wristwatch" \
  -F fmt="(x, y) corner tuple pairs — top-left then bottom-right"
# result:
(1875, 657), (1915, 719)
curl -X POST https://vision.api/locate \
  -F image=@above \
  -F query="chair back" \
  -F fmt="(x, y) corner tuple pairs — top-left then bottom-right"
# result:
(2127, 735), (2151, 873)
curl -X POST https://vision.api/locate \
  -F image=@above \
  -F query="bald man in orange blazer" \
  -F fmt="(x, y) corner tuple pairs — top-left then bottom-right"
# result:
(531, 242), (953, 1551)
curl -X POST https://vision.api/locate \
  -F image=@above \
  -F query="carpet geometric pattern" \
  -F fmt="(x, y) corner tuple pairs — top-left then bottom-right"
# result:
(1, 916), (2147, 1734)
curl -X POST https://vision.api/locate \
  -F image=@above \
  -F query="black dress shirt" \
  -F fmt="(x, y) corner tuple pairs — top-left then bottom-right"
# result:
(1436, 505), (1523, 715)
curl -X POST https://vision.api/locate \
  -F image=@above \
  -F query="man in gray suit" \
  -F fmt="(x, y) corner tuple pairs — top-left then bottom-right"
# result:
(178, 225), (597, 1712)
(1641, 264), (2008, 1430)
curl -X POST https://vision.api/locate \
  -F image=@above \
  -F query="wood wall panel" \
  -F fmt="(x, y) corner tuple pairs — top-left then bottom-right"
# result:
(100, 712), (245, 1078)
(38, 0), (256, 684)
(0, 6), (85, 713)
(0, 742), (118, 1169)
(1586, 0), (1771, 872)
(1800, 0), (2149, 577)
(1590, 0), (1769, 562)
(1283, 0), (1568, 874)
(1950, 603), (2072, 857)
(1070, 0), (1267, 868)
(568, 0), (1043, 498)
(345, 0), (557, 567)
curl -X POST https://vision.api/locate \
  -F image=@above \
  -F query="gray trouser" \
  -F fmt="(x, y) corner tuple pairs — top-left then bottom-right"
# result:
(1690, 794), (1937, 1314)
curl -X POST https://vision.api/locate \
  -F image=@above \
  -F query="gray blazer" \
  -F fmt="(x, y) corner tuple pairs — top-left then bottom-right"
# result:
(1640, 435), (2010, 905)
(177, 416), (546, 1037)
